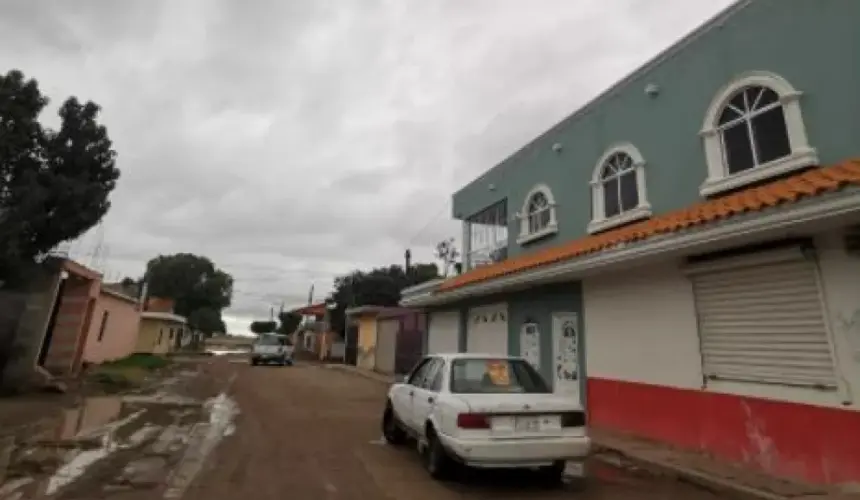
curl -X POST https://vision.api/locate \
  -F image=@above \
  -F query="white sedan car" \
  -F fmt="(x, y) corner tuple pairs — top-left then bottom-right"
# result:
(381, 353), (590, 484)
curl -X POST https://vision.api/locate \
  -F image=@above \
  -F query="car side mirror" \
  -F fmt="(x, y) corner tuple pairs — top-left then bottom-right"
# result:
(400, 374), (410, 384)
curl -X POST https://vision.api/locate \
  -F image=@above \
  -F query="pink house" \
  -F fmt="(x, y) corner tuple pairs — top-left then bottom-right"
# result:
(81, 286), (141, 364)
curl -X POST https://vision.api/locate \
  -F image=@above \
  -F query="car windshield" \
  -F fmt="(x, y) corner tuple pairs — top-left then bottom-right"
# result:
(449, 358), (551, 394)
(256, 335), (286, 346)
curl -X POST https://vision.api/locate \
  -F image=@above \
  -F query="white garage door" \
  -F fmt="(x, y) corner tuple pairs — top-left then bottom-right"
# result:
(467, 303), (508, 355)
(427, 311), (460, 354)
(689, 247), (837, 389)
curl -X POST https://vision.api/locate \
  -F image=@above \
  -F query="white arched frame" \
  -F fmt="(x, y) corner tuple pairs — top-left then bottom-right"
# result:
(699, 71), (817, 197)
(516, 183), (559, 245)
(587, 143), (651, 235)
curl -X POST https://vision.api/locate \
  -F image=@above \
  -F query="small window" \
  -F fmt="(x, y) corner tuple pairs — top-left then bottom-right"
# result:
(588, 143), (651, 234)
(517, 184), (558, 245)
(700, 71), (817, 196)
(96, 311), (110, 342)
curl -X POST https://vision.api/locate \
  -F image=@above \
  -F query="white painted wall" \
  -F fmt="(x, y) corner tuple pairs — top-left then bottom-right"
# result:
(583, 262), (703, 390)
(583, 230), (860, 411)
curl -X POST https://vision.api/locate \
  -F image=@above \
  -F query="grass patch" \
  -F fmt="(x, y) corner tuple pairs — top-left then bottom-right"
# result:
(100, 353), (171, 371)
(88, 354), (171, 394)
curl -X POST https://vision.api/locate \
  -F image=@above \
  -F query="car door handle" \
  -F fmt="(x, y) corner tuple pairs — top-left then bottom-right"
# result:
(427, 397), (435, 404)
(408, 390), (414, 396)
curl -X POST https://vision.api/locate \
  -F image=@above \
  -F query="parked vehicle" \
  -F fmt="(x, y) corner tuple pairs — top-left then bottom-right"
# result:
(250, 334), (294, 366)
(380, 353), (589, 484)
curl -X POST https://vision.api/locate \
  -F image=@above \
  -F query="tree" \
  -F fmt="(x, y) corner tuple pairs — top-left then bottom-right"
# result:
(435, 238), (461, 277)
(277, 311), (302, 335)
(326, 263), (440, 335)
(188, 307), (226, 336)
(143, 253), (233, 336)
(144, 253), (233, 316)
(250, 320), (277, 335)
(0, 70), (120, 285)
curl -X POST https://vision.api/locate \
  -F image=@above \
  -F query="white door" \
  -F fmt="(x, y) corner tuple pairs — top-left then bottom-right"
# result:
(427, 311), (460, 354)
(410, 358), (443, 432)
(467, 304), (508, 355)
(552, 313), (581, 403)
(519, 323), (541, 370)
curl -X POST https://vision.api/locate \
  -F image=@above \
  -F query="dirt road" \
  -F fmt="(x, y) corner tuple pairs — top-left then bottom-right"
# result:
(182, 359), (730, 500)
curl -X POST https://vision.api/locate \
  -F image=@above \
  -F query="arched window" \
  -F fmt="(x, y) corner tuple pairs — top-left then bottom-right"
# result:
(588, 144), (651, 234)
(517, 184), (558, 245)
(700, 71), (817, 196)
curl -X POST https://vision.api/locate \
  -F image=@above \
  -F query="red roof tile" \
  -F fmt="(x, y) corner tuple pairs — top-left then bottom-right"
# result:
(439, 160), (860, 292)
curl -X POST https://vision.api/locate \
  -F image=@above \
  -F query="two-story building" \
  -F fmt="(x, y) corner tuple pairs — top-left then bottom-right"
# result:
(401, 0), (860, 486)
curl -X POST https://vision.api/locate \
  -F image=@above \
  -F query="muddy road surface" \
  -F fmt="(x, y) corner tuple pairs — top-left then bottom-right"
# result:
(181, 359), (731, 500)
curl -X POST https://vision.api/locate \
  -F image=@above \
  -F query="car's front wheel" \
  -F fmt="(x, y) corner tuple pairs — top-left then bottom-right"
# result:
(381, 405), (406, 445)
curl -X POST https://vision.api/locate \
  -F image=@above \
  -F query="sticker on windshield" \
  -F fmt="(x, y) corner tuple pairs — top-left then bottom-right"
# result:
(485, 360), (511, 385)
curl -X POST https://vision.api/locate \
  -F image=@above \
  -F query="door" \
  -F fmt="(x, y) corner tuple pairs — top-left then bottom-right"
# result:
(410, 358), (443, 432)
(466, 304), (508, 355)
(392, 357), (435, 432)
(519, 322), (541, 369)
(427, 311), (459, 354)
(375, 318), (399, 374)
(552, 313), (581, 403)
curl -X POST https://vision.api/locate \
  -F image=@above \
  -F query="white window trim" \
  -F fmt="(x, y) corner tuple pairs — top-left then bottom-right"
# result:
(588, 143), (652, 234)
(516, 183), (559, 245)
(699, 71), (818, 197)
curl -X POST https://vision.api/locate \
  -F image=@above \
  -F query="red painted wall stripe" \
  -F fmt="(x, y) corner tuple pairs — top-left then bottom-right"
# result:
(587, 377), (860, 485)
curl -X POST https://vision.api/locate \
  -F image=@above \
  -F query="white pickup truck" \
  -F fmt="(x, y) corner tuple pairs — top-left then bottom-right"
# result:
(250, 334), (294, 366)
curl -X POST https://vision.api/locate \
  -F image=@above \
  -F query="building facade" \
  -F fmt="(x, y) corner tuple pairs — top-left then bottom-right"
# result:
(136, 312), (186, 354)
(402, 0), (860, 486)
(81, 287), (142, 364)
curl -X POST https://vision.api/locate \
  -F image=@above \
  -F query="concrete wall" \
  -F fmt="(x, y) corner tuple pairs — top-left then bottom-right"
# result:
(82, 292), (141, 364)
(581, 227), (860, 485)
(136, 319), (173, 354)
(43, 276), (99, 375)
(0, 265), (62, 386)
(356, 316), (377, 370)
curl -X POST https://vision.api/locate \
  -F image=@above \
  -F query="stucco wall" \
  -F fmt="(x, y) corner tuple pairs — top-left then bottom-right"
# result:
(582, 241), (860, 410)
(583, 262), (702, 390)
(136, 319), (174, 354)
(82, 292), (141, 364)
(357, 316), (377, 370)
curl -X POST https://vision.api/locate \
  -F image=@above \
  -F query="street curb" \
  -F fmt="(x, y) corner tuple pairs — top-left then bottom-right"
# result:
(325, 364), (394, 385)
(591, 446), (790, 500)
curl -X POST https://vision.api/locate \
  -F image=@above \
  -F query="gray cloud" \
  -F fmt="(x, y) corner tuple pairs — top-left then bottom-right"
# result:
(1, 0), (734, 333)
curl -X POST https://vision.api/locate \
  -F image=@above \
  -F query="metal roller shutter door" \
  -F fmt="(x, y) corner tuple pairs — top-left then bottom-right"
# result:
(467, 304), (508, 356)
(375, 319), (398, 374)
(427, 311), (460, 354)
(689, 248), (837, 389)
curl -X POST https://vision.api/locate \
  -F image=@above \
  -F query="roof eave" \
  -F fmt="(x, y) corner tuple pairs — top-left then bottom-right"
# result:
(409, 188), (860, 307)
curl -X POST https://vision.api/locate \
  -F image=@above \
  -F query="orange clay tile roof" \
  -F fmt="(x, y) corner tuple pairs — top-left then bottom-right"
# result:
(438, 159), (860, 292)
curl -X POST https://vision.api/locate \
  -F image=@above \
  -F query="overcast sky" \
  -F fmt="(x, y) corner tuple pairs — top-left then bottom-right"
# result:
(2, 0), (734, 335)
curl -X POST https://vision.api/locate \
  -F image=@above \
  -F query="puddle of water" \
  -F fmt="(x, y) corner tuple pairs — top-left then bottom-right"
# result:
(163, 392), (239, 499)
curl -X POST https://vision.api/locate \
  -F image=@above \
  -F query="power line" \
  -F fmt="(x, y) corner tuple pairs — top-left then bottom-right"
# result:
(406, 201), (450, 247)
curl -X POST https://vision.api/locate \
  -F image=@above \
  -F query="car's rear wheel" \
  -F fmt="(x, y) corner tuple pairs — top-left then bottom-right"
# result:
(538, 460), (585, 489)
(381, 406), (406, 445)
(423, 430), (452, 480)
(250, 358), (258, 366)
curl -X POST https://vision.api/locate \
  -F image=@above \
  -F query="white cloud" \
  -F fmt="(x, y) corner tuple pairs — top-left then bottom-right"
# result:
(2, 0), (735, 331)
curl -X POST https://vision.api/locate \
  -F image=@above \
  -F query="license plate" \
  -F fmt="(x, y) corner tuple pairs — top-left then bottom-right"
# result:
(514, 416), (540, 432)
(514, 415), (560, 432)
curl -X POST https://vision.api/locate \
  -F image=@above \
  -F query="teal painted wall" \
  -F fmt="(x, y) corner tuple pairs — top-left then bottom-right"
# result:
(453, 0), (860, 257)
(440, 284), (586, 397)
(506, 283), (584, 396)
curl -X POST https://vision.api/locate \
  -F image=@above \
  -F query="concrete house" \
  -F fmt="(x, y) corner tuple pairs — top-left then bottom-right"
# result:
(401, 0), (860, 486)
(81, 286), (142, 364)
